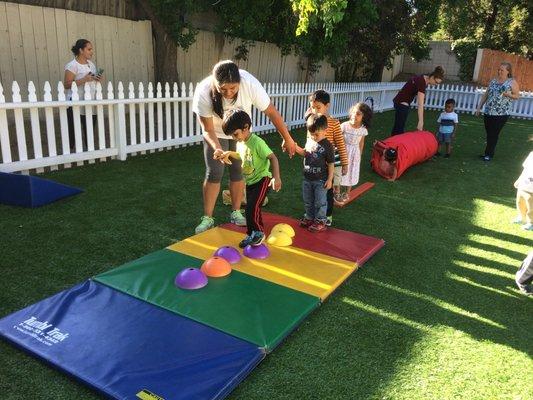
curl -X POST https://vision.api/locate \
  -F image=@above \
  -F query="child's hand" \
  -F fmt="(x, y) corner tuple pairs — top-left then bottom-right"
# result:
(270, 177), (282, 192)
(213, 148), (224, 160)
(324, 179), (333, 189)
(218, 150), (234, 165)
(341, 165), (348, 175)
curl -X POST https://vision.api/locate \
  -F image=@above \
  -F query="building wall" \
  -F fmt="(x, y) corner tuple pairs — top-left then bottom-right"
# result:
(0, 1), (154, 100)
(176, 30), (335, 84)
(381, 53), (405, 82)
(402, 41), (460, 81)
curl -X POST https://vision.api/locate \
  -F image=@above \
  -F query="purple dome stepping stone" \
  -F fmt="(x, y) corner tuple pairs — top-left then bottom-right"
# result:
(243, 244), (270, 260)
(175, 268), (208, 290)
(213, 246), (242, 264)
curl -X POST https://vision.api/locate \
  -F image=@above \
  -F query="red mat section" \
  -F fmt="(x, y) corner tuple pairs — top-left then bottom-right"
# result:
(335, 182), (375, 208)
(221, 212), (384, 266)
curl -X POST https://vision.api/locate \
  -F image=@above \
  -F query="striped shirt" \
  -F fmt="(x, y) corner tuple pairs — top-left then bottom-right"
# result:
(325, 115), (348, 167)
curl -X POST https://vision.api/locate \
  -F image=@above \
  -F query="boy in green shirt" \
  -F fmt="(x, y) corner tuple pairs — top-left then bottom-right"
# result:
(219, 109), (282, 247)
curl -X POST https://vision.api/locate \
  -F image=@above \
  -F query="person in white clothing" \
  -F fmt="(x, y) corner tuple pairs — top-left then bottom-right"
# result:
(192, 60), (295, 234)
(63, 39), (103, 150)
(514, 151), (533, 230)
(338, 102), (372, 202)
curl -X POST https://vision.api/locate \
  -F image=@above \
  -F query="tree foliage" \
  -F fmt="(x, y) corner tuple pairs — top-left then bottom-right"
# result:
(439, 0), (532, 80)
(148, 0), (531, 83)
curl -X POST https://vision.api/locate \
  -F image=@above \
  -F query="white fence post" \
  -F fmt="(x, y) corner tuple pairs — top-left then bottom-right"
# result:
(0, 80), (532, 174)
(12, 81), (28, 170)
(43, 82), (58, 171)
(0, 83), (11, 165)
(84, 83), (95, 164)
(128, 82), (137, 156)
(114, 82), (127, 161)
(139, 82), (146, 154)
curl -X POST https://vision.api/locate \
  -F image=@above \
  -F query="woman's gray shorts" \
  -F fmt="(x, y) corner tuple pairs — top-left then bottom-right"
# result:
(203, 138), (243, 183)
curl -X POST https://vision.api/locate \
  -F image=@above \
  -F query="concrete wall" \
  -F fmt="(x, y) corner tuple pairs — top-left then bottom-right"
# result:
(402, 41), (460, 81)
(176, 30), (335, 84)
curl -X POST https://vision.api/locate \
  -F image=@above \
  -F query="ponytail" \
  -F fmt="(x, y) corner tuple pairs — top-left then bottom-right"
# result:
(71, 39), (91, 56)
(210, 60), (241, 119)
(429, 66), (445, 80)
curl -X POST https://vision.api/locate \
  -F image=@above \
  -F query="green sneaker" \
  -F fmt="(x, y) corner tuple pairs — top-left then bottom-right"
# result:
(230, 210), (247, 226)
(195, 215), (215, 234)
(326, 216), (333, 226)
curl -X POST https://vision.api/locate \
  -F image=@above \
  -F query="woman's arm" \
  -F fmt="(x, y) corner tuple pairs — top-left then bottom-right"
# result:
(63, 70), (93, 90)
(475, 90), (489, 115)
(198, 116), (224, 159)
(263, 103), (296, 156)
(416, 92), (425, 130)
(504, 80), (520, 100)
(359, 136), (365, 155)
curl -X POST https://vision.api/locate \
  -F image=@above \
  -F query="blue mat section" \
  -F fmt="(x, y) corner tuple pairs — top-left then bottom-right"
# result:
(0, 280), (264, 400)
(0, 172), (82, 207)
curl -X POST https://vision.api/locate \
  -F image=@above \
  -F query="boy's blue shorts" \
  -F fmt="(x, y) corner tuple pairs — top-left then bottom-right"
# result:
(438, 132), (453, 144)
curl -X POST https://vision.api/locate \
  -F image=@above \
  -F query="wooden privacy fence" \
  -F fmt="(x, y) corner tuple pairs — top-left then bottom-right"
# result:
(0, 81), (532, 174)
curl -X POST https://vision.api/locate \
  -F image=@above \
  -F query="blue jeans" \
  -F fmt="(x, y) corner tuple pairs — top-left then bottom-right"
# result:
(303, 179), (328, 222)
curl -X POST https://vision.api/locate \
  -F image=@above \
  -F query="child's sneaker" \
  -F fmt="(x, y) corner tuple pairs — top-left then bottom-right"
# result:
(522, 223), (533, 231)
(300, 217), (313, 228)
(326, 216), (333, 226)
(195, 216), (215, 234)
(250, 231), (265, 246)
(334, 193), (344, 205)
(444, 153), (450, 158)
(230, 210), (247, 226)
(239, 231), (265, 248)
(239, 234), (254, 248)
(309, 221), (327, 232)
(512, 216), (523, 224)
(341, 192), (349, 202)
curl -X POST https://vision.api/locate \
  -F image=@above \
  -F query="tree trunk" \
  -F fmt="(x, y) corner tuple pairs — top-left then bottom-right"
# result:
(136, 0), (179, 84)
(370, 60), (386, 82)
(482, 0), (500, 46)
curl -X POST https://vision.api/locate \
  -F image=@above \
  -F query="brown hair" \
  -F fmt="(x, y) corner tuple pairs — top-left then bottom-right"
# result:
(429, 66), (445, 80)
(500, 62), (513, 78)
(350, 102), (373, 129)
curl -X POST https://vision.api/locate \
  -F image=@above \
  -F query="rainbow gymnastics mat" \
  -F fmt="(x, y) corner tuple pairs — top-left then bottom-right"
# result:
(0, 213), (384, 399)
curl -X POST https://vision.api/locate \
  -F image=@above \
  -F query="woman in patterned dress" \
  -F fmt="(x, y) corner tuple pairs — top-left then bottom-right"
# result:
(475, 62), (520, 161)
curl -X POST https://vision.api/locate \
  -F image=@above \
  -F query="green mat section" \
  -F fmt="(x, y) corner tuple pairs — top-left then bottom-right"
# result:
(94, 249), (319, 351)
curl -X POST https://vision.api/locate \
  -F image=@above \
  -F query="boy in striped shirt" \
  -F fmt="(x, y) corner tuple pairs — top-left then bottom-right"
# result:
(308, 90), (348, 226)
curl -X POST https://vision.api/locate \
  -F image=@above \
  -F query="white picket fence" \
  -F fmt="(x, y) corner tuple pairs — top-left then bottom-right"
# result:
(0, 80), (532, 174)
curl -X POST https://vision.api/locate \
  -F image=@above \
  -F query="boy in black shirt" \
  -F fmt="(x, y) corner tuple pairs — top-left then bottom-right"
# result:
(295, 113), (335, 232)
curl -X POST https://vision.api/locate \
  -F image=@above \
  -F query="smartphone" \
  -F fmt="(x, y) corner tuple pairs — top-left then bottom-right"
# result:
(96, 68), (104, 77)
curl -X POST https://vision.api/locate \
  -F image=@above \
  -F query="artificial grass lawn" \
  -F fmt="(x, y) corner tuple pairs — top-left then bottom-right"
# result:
(0, 110), (532, 400)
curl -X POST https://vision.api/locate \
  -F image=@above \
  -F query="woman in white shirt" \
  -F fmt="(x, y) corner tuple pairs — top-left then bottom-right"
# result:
(192, 60), (295, 234)
(63, 39), (102, 150)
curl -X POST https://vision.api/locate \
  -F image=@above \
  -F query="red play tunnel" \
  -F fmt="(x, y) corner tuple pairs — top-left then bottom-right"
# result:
(371, 131), (438, 180)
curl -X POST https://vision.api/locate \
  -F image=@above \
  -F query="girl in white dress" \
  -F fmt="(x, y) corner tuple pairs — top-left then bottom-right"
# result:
(339, 103), (373, 201)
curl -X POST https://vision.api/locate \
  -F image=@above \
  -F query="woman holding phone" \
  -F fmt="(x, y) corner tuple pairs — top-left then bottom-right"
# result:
(63, 39), (103, 150)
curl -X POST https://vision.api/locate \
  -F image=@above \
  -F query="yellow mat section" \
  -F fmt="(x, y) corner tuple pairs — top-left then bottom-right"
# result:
(167, 227), (357, 300)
